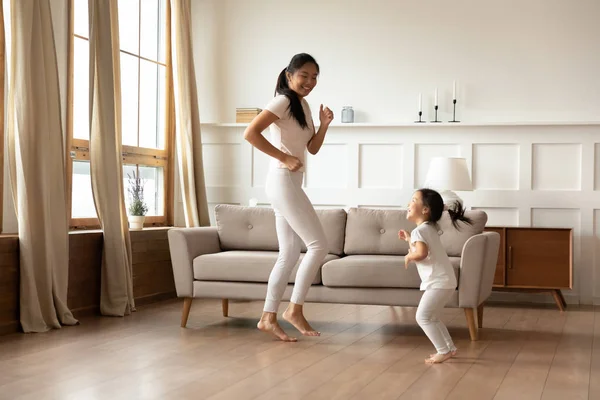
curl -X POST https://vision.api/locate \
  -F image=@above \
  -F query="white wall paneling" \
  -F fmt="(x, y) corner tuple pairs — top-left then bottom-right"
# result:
(472, 207), (519, 227)
(252, 146), (271, 188)
(414, 144), (462, 188)
(359, 144), (404, 189)
(199, 123), (600, 305)
(305, 144), (348, 188)
(472, 144), (520, 190)
(202, 143), (242, 187)
(532, 144), (582, 191)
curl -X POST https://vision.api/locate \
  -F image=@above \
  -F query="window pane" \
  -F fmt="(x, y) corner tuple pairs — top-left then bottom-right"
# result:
(120, 52), (139, 146)
(118, 0), (139, 55)
(124, 165), (164, 217)
(73, 38), (90, 140)
(72, 161), (97, 218)
(74, 0), (89, 38)
(140, 0), (166, 63)
(139, 61), (166, 149)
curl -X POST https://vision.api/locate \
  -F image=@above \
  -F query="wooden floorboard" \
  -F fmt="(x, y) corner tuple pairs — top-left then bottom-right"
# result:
(0, 300), (596, 400)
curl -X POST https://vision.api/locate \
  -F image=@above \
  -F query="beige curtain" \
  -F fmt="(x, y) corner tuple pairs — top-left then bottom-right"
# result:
(6, 0), (77, 332)
(170, 0), (210, 227)
(88, 0), (134, 316)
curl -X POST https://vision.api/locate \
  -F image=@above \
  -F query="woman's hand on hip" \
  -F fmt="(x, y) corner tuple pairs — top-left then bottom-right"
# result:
(282, 155), (303, 172)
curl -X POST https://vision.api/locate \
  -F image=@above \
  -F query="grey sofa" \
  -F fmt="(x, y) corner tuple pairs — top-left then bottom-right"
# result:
(168, 205), (500, 340)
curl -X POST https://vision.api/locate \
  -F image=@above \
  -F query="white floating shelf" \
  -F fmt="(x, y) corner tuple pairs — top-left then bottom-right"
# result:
(201, 121), (600, 128)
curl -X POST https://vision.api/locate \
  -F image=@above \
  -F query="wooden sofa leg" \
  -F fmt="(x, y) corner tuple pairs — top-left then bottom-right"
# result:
(222, 299), (229, 317)
(477, 304), (484, 329)
(181, 298), (193, 328)
(464, 308), (479, 341)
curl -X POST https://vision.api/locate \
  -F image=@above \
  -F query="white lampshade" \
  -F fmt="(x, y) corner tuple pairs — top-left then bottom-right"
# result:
(424, 157), (472, 191)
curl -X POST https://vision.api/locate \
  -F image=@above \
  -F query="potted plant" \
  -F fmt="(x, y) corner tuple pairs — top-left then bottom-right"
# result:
(126, 171), (148, 231)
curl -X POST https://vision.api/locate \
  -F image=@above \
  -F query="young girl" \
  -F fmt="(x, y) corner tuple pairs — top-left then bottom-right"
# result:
(244, 53), (334, 342)
(398, 188), (472, 364)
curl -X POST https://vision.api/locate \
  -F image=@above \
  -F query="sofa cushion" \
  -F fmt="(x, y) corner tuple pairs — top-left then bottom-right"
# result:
(215, 206), (279, 252)
(193, 251), (340, 284)
(344, 208), (416, 255)
(321, 255), (460, 288)
(439, 210), (488, 257)
(214, 204), (347, 256)
(301, 208), (347, 256)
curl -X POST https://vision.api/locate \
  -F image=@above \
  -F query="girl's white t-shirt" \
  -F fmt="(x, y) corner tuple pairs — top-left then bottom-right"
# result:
(264, 95), (315, 172)
(410, 222), (458, 291)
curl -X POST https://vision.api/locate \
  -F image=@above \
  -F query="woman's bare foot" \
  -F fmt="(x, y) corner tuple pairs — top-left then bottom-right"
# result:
(429, 349), (457, 359)
(282, 303), (320, 336)
(257, 312), (297, 342)
(425, 352), (454, 364)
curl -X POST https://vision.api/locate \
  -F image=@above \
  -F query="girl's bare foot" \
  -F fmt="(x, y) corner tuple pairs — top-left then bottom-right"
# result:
(282, 303), (320, 336)
(257, 312), (297, 342)
(429, 349), (457, 359)
(425, 352), (454, 364)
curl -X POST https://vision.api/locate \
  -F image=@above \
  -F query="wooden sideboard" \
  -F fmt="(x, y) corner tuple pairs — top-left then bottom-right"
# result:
(484, 227), (573, 311)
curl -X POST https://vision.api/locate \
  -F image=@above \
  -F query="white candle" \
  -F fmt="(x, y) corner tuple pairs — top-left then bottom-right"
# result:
(418, 93), (422, 112)
(434, 88), (438, 106)
(453, 80), (457, 100)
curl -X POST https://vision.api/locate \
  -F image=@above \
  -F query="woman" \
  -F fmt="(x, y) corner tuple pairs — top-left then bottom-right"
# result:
(243, 53), (334, 342)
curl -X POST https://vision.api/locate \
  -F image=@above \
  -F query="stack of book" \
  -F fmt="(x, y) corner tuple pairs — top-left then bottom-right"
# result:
(236, 108), (262, 123)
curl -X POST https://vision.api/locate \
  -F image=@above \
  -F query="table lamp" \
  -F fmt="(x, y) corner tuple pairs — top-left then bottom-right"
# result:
(423, 157), (472, 207)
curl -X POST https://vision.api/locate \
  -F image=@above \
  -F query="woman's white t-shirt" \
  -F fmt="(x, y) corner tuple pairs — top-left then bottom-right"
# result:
(264, 95), (315, 172)
(410, 222), (458, 291)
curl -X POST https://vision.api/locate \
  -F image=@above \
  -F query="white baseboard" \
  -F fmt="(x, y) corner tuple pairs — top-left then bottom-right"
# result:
(487, 291), (580, 306)
(594, 297), (600, 306)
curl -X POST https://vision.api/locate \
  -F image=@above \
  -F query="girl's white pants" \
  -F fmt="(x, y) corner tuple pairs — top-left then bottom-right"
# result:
(416, 289), (457, 354)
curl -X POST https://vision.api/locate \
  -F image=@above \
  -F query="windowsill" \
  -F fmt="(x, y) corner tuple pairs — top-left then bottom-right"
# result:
(1, 227), (175, 237)
(69, 226), (174, 235)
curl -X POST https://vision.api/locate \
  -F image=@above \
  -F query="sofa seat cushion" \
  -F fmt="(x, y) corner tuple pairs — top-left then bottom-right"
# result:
(321, 255), (460, 288)
(193, 251), (339, 284)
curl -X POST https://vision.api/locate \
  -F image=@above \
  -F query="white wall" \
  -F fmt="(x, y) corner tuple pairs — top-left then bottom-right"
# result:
(192, 0), (600, 124)
(191, 0), (600, 306)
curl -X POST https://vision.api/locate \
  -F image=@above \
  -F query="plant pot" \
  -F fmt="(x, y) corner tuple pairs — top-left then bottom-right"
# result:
(128, 215), (145, 231)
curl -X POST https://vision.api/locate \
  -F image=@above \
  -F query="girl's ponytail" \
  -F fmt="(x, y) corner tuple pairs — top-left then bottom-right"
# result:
(447, 200), (473, 229)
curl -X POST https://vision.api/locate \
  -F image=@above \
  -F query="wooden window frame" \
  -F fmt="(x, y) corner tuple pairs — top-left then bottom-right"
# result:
(0, 4), (5, 233)
(66, 0), (175, 230)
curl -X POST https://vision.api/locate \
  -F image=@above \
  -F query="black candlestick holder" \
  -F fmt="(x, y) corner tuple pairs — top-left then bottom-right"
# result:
(449, 99), (460, 123)
(414, 111), (424, 123)
(431, 105), (441, 123)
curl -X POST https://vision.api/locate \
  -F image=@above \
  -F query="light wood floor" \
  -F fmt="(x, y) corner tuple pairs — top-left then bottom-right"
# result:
(0, 299), (598, 400)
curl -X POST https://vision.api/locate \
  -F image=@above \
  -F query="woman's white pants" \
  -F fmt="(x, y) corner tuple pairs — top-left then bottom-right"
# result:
(263, 169), (328, 313)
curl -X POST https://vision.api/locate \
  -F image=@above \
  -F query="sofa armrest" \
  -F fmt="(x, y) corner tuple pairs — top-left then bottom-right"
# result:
(458, 232), (500, 308)
(167, 227), (221, 297)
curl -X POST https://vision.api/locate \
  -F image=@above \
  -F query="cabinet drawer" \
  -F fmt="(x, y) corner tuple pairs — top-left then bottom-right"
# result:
(505, 228), (572, 289)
